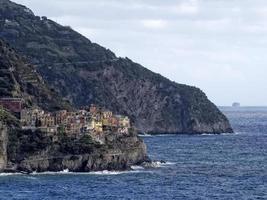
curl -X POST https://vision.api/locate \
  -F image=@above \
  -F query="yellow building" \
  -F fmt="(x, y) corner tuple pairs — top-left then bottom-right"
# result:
(89, 119), (103, 132)
(118, 116), (130, 128)
(102, 118), (110, 127)
(102, 111), (113, 119)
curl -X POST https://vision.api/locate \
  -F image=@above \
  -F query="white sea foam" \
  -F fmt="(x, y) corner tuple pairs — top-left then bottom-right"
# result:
(200, 133), (217, 136)
(130, 165), (145, 170)
(0, 173), (21, 176)
(88, 170), (131, 175)
(156, 134), (176, 137)
(0, 164), (159, 177)
(0, 169), (143, 176)
(31, 170), (71, 176)
(28, 167), (149, 176)
(164, 161), (176, 166)
(139, 134), (175, 137)
(144, 161), (176, 168)
(0, 167), (158, 177)
(200, 132), (239, 136)
(138, 134), (152, 137)
(87, 167), (153, 175)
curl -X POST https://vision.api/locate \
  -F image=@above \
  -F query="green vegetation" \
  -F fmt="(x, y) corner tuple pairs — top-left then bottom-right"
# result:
(7, 129), (52, 162)
(0, 39), (72, 112)
(0, 106), (19, 126)
(59, 134), (102, 154)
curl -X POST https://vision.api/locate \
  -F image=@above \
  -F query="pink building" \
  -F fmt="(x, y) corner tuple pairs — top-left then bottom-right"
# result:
(0, 98), (23, 113)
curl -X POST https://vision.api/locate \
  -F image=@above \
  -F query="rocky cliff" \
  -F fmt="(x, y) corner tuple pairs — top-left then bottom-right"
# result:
(0, 0), (233, 134)
(0, 38), (148, 173)
(6, 128), (147, 173)
(0, 122), (7, 170)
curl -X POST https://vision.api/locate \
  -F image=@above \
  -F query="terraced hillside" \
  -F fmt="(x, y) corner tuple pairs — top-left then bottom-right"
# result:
(0, 39), (71, 111)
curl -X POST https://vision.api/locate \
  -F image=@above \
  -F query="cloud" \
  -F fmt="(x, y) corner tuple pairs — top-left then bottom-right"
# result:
(173, 0), (199, 15)
(141, 19), (168, 29)
(195, 19), (231, 30)
(254, 7), (267, 18)
(190, 64), (245, 81)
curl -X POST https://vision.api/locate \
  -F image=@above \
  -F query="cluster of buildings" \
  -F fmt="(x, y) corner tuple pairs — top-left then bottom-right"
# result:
(0, 98), (131, 142)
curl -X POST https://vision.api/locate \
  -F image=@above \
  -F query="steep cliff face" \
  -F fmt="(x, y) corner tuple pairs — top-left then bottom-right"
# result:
(0, 122), (7, 171)
(0, 0), (233, 134)
(7, 129), (148, 173)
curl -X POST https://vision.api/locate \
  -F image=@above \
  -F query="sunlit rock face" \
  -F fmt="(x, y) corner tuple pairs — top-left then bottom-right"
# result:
(0, 122), (7, 171)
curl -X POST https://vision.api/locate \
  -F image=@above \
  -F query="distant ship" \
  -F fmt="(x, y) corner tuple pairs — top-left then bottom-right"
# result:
(232, 102), (241, 107)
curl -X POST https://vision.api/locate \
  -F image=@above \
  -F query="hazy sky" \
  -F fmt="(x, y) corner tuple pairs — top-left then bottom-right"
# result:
(14, 0), (267, 106)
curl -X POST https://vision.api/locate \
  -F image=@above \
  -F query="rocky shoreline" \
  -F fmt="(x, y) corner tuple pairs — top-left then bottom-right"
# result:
(0, 124), (149, 173)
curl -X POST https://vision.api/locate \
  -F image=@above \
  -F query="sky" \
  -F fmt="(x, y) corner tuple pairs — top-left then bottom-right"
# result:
(13, 0), (267, 106)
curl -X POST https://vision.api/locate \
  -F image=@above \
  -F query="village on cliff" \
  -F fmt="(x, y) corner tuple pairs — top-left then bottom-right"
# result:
(0, 98), (131, 143)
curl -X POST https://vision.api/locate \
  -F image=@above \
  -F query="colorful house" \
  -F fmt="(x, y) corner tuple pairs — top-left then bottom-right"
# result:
(102, 110), (113, 119)
(0, 98), (23, 116)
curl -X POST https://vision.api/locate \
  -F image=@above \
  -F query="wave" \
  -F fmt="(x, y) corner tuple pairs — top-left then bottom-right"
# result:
(0, 167), (149, 176)
(139, 134), (176, 137)
(30, 170), (124, 176)
(33, 169), (150, 176)
(0, 162), (173, 177)
(200, 132), (239, 136)
(88, 170), (139, 175)
(142, 161), (176, 168)
(0, 173), (22, 176)
(164, 161), (176, 165)
(200, 133), (218, 136)
(138, 134), (152, 137)
(221, 132), (240, 135)
(155, 161), (176, 167)
(130, 165), (145, 170)
(31, 169), (72, 175)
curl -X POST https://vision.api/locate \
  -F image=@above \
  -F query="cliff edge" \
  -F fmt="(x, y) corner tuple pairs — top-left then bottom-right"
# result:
(5, 128), (147, 173)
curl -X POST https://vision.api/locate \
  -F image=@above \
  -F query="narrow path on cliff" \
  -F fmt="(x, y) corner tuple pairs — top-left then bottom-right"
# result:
(33, 58), (120, 67)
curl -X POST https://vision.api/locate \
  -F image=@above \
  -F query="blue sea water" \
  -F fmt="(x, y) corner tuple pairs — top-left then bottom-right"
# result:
(0, 107), (266, 200)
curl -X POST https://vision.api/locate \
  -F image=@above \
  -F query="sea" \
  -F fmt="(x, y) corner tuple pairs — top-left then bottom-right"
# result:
(0, 107), (266, 200)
